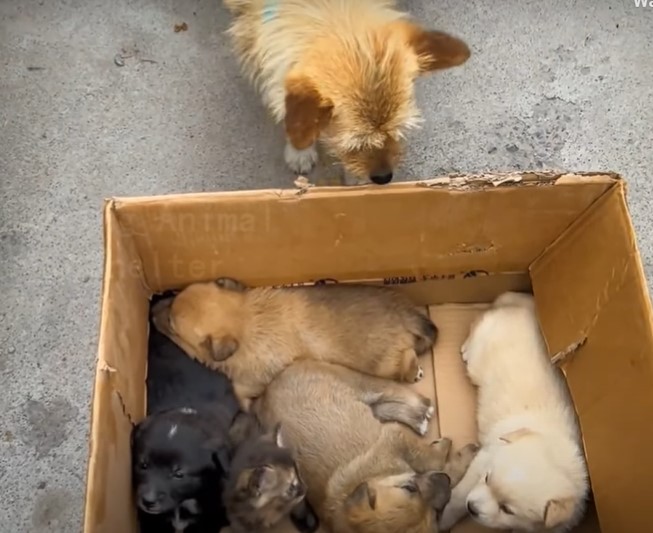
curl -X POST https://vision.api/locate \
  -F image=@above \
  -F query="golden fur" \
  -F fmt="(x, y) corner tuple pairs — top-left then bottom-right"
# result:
(152, 279), (438, 409)
(254, 360), (479, 533)
(222, 0), (470, 182)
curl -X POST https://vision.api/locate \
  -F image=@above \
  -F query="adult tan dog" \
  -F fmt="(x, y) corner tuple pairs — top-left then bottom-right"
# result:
(255, 360), (479, 533)
(222, 0), (470, 184)
(439, 292), (589, 532)
(152, 278), (437, 410)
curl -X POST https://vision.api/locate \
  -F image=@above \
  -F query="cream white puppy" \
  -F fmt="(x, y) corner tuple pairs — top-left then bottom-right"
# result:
(439, 292), (589, 532)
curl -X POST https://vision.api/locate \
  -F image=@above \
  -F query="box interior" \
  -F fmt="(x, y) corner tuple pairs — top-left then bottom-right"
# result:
(84, 173), (653, 533)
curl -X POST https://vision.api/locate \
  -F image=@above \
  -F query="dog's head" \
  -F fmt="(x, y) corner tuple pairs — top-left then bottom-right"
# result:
(344, 471), (451, 533)
(151, 278), (248, 364)
(224, 424), (308, 529)
(284, 22), (470, 184)
(465, 429), (586, 531)
(131, 409), (228, 515)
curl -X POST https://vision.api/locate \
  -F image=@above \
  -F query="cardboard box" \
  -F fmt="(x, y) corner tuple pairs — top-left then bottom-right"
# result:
(84, 172), (653, 533)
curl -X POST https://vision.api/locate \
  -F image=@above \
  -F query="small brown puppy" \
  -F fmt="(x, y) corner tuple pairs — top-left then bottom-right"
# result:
(223, 0), (470, 183)
(152, 279), (437, 409)
(222, 414), (318, 533)
(254, 360), (479, 533)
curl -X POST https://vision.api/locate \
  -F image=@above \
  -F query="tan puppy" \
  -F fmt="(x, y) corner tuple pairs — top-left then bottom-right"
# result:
(152, 278), (438, 410)
(254, 360), (479, 533)
(439, 292), (589, 532)
(222, 0), (470, 183)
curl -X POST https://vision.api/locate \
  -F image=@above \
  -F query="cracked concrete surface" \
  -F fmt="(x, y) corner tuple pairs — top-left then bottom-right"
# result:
(1, 0), (652, 531)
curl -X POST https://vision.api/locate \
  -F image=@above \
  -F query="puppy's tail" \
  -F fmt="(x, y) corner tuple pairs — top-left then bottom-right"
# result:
(223, 0), (254, 15)
(414, 314), (438, 355)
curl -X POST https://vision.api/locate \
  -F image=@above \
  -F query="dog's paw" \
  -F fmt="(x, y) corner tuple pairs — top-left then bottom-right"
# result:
(285, 142), (318, 174)
(414, 365), (425, 382)
(409, 397), (433, 436)
(431, 437), (453, 456)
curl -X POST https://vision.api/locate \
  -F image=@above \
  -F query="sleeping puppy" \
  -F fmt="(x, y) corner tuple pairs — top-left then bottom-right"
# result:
(221, 413), (319, 533)
(222, 0), (470, 184)
(254, 360), (479, 533)
(132, 407), (234, 532)
(135, 299), (242, 532)
(439, 292), (589, 532)
(146, 309), (240, 416)
(152, 278), (438, 409)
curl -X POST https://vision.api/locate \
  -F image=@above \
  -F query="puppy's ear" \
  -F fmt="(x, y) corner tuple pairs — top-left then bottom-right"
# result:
(402, 23), (470, 74)
(429, 472), (452, 512)
(499, 427), (533, 444)
(543, 497), (577, 528)
(284, 74), (333, 150)
(201, 334), (240, 361)
(347, 482), (377, 511)
(215, 278), (247, 292)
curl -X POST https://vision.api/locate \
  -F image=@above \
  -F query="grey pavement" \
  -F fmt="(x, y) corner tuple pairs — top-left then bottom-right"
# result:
(1, 0), (652, 531)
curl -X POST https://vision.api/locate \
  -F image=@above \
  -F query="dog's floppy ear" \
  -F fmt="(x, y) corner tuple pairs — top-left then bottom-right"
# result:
(284, 74), (333, 150)
(543, 497), (577, 528)
(499, 427), (533, 444)
(347, 482), (377, 511)
(403, 24), (470, 74)
(201, 334), (239, 361)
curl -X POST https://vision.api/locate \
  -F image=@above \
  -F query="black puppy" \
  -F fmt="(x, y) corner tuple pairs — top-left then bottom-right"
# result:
(133, 295), (241, 533)
(146, 292), (240, 416)
(132, 407), (232, 532)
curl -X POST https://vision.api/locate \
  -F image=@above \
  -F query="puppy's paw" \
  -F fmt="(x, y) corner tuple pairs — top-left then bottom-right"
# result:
(285, 142), (318, 174)
(416, 397), (436, 435)
(456, 443), (480, 465)
(430, 437), (453, 458)
(401, 350), (423, 383)
(460, 339), (470, 363)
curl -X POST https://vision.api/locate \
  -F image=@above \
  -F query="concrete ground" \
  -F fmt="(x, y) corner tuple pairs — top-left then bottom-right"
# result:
(1, 0), (651, 530)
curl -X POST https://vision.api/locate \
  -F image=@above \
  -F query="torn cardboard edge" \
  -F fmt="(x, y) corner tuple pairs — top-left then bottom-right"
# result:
(105, 172), (621, 205)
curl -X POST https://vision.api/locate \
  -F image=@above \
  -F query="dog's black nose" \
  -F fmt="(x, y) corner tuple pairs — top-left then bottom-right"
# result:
(370, 172), (393, 185)
(467, 501), (479, 517)
(141, 493), (160, 509)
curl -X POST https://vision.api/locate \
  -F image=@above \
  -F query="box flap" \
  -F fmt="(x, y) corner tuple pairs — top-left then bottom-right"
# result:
(530, 181), (653, 532)
(110, 174), (616, 292)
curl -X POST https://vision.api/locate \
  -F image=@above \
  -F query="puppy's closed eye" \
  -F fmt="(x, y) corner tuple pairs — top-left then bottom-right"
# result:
(499, 503), (514, 515)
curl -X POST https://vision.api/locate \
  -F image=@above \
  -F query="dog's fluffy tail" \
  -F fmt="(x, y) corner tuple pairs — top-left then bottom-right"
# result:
(223, 0), (254, 15)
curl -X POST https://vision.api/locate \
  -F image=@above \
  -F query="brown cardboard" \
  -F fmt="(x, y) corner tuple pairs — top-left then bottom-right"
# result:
(84, 172), (650, 533)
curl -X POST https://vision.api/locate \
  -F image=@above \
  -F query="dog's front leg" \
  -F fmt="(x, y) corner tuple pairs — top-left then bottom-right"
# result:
(284, 141), (319, 175)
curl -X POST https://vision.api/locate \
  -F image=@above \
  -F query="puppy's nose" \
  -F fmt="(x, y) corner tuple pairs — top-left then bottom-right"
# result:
(370, 172), (393, 185)
(141, 492), (160, 509)
(467, 501), (479, 517)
